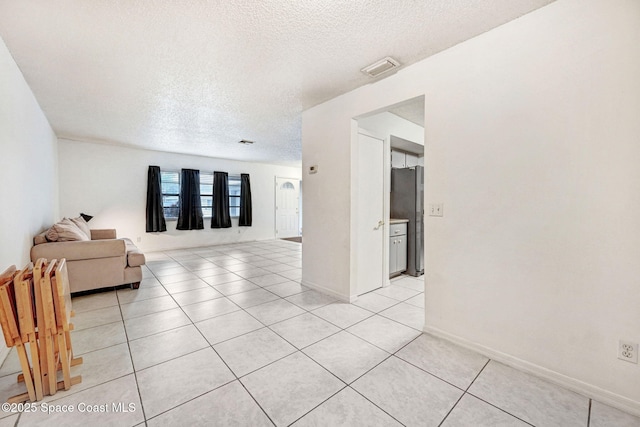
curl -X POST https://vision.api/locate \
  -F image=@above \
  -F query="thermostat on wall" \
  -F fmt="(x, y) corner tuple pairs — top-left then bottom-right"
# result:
(309, 165), (318, 174)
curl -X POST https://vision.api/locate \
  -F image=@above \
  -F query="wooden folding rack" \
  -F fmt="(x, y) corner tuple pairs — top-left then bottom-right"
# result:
(51, 259), (83, 390)
(0, 259), (82, 403)
(0, 265), (38, 402)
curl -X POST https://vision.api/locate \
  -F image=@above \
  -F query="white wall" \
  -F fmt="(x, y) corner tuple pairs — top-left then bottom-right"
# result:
(58, 139), (301, 252)
(0, 37), (58, 269)
(302, 102), (353, 298)
(302, 0), (640, 414)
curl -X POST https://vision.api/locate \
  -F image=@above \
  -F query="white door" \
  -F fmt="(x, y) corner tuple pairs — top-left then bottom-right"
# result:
(356, 133), (385, 295)
(275, 177), (300, 238)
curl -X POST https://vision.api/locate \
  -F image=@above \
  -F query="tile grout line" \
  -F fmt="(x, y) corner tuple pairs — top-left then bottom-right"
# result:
(284, 385), (351, 427)
(7, 290), (148, 414)
(282, 324), (427, 426)
(436, 394), (465, 427)
(307, 306), (377, 331)
(435, 358), (492, 427)
(145, 247), (297, 422)
(347, 385), (407, 427)
(225, 293), (333, 377)
(192, 269), (361, 425)
(321, 331), (449, 427)
(198, 297), (306, 346)
(92, 254), (332, 382)
(392, 355), (468, 393)
(463, 392), (537, 427)
(154, 252), (278, 426)
(194, 290), (369, 381)
(66, 242), (437, 426)
(271, 315), (404, 426)
(236, 380), (278, 427)
(197, 246), (302, 426)
(115, 290), (149, 424)
(462, 359), (536, 427)
(465, 359), (490, 393)
(71, 285), (419, 372)
(141, 377), (237, 423)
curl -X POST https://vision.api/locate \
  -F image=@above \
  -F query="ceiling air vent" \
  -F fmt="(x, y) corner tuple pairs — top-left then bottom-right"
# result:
(361, 57), (400, 77)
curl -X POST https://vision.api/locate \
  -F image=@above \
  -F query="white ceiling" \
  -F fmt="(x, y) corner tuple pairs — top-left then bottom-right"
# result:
(0, 0), (554, 166)
(388, 101), (426, 128)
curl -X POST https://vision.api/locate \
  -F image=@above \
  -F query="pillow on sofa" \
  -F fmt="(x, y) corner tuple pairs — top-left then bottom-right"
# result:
(46, 218), (90, 242)
(44, 226), (57, 242)
(70, 216), (91, 239)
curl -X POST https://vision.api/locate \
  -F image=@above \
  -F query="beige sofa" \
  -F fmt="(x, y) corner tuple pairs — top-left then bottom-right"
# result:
(31, 229), (145, 294)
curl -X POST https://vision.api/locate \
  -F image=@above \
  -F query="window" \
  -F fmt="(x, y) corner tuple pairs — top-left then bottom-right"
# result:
(161, 170), (241, 219)
(160, 171), (180, 219)
(200, 172), (213, 218)
(228, 175), (241, 218)
(281, 181), (295, 190)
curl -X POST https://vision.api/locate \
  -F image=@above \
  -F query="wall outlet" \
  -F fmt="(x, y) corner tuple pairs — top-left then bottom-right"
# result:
(618, 340), (638, 363)
(136, 236), (141, 243)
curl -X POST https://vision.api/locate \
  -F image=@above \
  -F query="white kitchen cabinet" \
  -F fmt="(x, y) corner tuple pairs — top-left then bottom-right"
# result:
(389, 222), (407, 277)
(392, 149), (420, 168)
(391, 149), (406, 168)
(406, 153), (419, 167)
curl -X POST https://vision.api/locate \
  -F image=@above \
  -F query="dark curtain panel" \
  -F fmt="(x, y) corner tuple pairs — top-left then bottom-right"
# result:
(176, 169), (204, 230)
(211, 171), (231, 228)
(146, 166), (166, 232)
(239, 173), (252, 226)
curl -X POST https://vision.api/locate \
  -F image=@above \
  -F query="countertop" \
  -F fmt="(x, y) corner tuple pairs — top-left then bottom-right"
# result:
(389, 218), (409, 224)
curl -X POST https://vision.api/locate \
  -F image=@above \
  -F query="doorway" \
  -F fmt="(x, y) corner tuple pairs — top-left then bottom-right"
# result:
(353, 96), (425, 297)
(275, 177), (300, 239)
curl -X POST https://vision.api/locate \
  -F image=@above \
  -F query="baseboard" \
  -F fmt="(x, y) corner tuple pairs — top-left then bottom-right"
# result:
(141, 238), (261, 254)
(301, 279), (353, 303)
(424, 326), (640, 417)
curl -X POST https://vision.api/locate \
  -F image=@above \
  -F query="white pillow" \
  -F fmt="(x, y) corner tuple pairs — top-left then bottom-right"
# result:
(70, 216), (91, 239)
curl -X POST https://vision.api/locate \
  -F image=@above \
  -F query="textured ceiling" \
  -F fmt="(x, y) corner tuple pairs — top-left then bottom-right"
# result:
(389, 100), (426, 128)
(0, 0), (554, 166)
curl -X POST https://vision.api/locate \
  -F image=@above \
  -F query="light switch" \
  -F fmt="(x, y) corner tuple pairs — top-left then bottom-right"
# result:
(429, 203), (444, 217)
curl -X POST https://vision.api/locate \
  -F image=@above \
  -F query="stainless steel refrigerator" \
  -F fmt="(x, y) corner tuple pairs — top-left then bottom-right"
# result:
(390, 166), (424, 276)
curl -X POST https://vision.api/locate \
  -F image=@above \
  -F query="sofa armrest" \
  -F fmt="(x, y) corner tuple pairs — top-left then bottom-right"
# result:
(91, 229), (117, 240)
(31, 239), (126, 262)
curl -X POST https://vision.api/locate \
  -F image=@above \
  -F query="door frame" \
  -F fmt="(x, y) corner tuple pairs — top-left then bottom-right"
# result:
(274, 176), (301, 238)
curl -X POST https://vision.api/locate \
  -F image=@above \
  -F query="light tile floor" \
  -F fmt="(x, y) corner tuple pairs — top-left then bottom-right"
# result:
(0, 240), (638, 426)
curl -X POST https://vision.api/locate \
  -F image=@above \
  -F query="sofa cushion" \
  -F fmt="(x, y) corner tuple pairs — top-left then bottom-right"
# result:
(122, 238), (146, 267)
(46, 218), (89, 242)
(31, 239), (126, 262)
(70, 216), (91, 239)
(90, 229), (117, 240)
